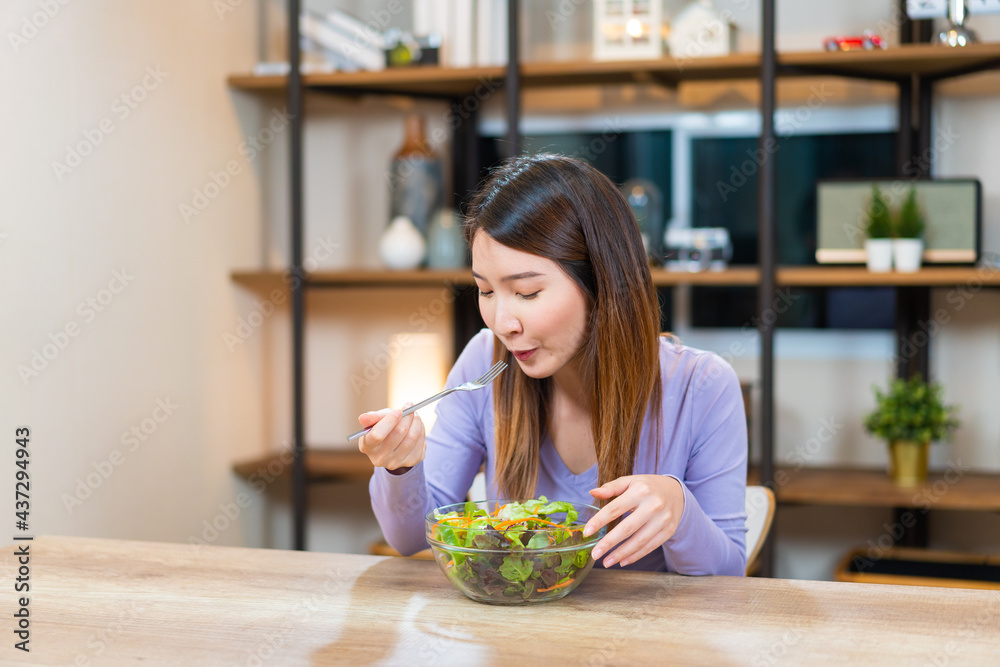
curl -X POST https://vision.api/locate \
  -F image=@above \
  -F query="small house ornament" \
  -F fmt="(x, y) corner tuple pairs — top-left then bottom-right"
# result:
(668, 0), (736, 60)
(593, 0), (665, 61)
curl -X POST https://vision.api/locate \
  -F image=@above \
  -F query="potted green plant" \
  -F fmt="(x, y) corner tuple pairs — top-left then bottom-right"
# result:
(893, 186), (926, 273)
(863, 375), (960, 486)
(864, 184), (893, 272)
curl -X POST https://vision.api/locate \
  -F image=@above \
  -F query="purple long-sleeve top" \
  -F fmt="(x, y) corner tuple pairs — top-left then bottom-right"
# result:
(369, 329), (748, 576)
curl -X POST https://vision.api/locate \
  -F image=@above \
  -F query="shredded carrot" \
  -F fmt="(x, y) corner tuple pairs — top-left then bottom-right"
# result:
(491, 516), (581, 532)
(437, 517), (461, 525)
(434, 511), (581, 535)
(531, 518), (581, 531)
(536, 579), (574, 593)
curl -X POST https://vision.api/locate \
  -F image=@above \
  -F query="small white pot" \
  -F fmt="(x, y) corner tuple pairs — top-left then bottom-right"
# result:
(865, 239), (893, 273)
(893, 238), (924, 273)
(379, 216), (426, 270)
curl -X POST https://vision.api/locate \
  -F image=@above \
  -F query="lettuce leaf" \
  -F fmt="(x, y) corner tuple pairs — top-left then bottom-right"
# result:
(499, 556), (533, 583)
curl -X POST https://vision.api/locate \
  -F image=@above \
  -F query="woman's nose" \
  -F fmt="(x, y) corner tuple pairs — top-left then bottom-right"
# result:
(495, 299), (523, 336)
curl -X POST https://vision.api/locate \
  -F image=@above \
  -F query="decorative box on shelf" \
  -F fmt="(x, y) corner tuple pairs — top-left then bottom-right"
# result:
(667, 0), (737, 60)
(662, 227), (732, 272)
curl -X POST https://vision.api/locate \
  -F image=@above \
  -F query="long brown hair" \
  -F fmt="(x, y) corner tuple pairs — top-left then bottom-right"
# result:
(464, 154), (663, 500)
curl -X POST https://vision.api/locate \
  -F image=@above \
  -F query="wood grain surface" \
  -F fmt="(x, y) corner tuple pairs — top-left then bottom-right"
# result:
(227, 43), (1000, 94)
(747, 466), (1000, 511)
(231, 265), (1000, 295)
(2, 536), (998, 666)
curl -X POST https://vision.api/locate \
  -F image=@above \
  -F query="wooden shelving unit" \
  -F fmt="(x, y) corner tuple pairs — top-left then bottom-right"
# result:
(231, 265), (1000, 293)
(235, 454), (1000, 512)
(229, 3), (1000, 566)
(227, 43), (1000, 94)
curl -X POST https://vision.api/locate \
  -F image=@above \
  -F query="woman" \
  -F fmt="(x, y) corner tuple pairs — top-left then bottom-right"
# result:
(360, 154), (747, 575)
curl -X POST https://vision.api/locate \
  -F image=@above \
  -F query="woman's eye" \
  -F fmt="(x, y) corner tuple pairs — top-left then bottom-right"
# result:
(519, 291), (540, 300)
(477, 289), (493, 298)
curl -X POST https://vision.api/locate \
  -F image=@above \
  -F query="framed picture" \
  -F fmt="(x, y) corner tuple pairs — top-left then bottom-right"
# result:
(815, 178), (981, 265)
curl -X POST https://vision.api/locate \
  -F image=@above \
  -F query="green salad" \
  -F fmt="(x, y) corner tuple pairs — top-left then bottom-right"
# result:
(428, 497), (599, 602)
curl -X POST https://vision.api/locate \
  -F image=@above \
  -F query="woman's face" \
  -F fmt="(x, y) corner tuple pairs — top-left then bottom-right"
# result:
(471, 232), (589, 380)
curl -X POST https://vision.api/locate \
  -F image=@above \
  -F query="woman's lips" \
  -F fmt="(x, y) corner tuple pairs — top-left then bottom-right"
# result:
(513, 348), (536, 361)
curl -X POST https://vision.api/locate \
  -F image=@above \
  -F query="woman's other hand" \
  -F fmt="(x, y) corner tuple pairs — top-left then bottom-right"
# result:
(583, 475), (686, 568)
(356, 403), (426, 475)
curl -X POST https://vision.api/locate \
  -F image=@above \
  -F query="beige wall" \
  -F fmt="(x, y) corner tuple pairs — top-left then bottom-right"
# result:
(3, 0), (266, 544)
(3, 1), (998, 572)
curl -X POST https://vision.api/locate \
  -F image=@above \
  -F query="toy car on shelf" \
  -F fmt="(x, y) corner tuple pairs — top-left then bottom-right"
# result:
(823, 33), (886, 51)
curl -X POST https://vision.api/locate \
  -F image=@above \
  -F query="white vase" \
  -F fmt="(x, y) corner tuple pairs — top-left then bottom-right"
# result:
(893, 238), (924, 273)
(379, 216), (426, 270)
(865, 239), (893, 273)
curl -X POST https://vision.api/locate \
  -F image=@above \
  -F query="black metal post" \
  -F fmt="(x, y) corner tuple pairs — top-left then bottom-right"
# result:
(450, 101), (480, 213)
(898, 0), (913, 46)
(449, 98), (482, 362)
(757, 0), (777, 578)
(288, 0), (307, 552)
(898, 0), (933, 44)
(915, 18), (934, 43)
(505, 0), (521, 157)
(892, 5), (932, 550)
(917, 78), (933, 179)
(896, 78), (913, 176)
(895, 287), (931, 382)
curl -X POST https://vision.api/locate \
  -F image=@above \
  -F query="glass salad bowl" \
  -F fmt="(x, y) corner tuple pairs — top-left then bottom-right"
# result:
(425, 497), (606, 605)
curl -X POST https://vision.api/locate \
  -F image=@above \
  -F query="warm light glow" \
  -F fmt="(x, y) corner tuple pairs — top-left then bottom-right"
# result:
(626, 18), (644, 39)
(387, 332), (446, 434)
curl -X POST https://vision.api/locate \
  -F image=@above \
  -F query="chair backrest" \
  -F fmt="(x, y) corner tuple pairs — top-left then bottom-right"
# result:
(745, 485), (776, 575)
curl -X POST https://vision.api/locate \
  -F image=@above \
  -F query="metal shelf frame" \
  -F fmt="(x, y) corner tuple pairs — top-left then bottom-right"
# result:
(276, 0), (1000, 563)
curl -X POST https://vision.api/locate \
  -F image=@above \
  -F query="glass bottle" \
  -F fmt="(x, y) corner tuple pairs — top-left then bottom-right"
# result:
(388, 114), (444, 238)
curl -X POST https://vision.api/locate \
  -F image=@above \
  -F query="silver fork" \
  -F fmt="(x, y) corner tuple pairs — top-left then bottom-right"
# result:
(346, 360), (508, 442)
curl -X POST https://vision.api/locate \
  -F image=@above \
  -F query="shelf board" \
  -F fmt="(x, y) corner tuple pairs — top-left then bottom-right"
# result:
(520, 53), (763, 88)
(234, 456), (1000, 511)
(751, 466), (1000, 511)
(230, 267), (762, 291)
(230, 268), (475, 290)
(227, 44), (1000, 96)
(231, 265), (1000, 292)
(777, 265), (1000, 287)
(782, 42), (1000, 80)
(228, 66), (505, 97)
(233, 449), (372, 483)
(653, 267), (760, 285)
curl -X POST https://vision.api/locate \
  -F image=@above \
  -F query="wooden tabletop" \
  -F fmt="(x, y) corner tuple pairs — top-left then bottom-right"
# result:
(2, 537), (998, 665)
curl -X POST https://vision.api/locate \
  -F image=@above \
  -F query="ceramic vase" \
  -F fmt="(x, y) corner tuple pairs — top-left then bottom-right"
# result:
(388, 114), (444, 237)
(865, 239), (893, 273)
(379, 216), (426, 270)
(426, 208), (467, 268)
(893, 239), (924, 273)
